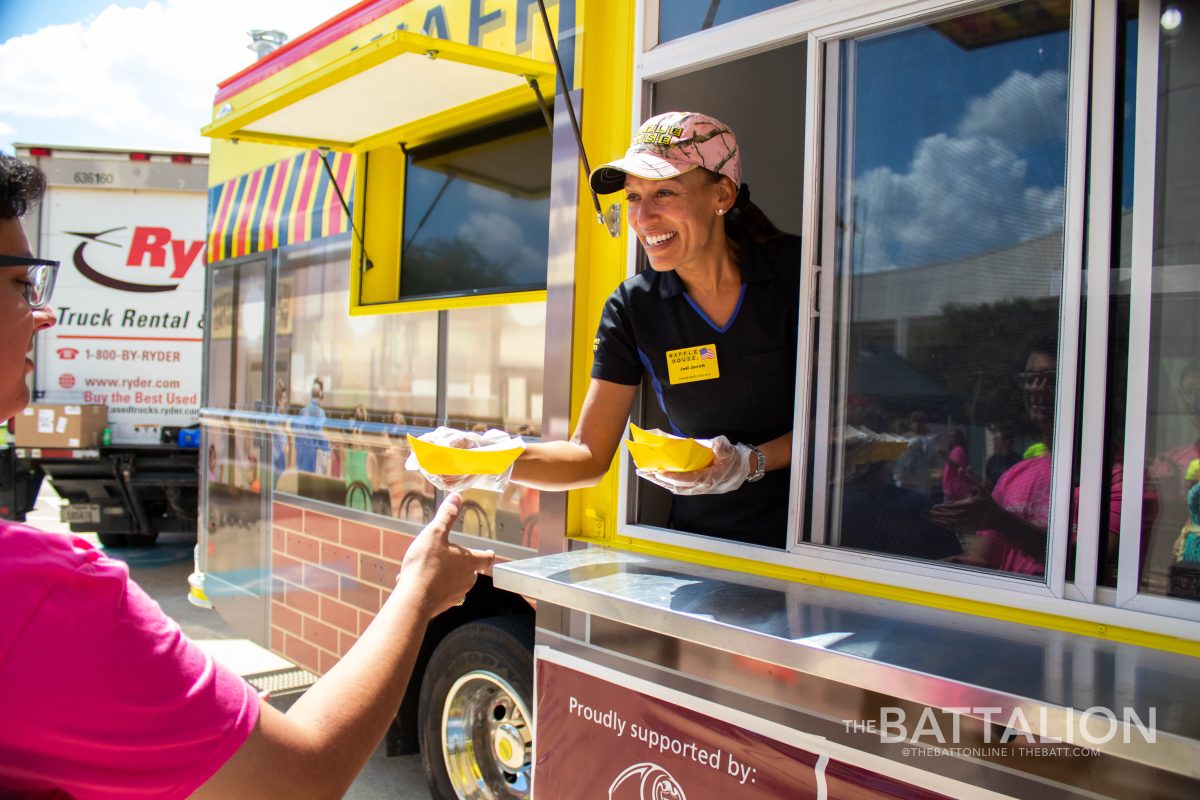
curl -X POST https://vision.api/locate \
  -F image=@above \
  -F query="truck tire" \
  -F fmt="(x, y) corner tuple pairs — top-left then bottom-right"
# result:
(418, 616), (533, 800)
(98, 532), (158, 548)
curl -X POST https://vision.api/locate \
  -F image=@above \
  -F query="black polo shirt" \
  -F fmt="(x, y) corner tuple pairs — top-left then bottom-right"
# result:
(592, 234), (802, 547)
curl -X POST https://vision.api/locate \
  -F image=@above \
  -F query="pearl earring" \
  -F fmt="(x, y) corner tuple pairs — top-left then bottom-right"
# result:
(717, 209), (725, 216)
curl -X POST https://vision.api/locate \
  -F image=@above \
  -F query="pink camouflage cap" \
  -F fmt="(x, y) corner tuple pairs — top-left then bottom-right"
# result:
(589, 111), (741, 195)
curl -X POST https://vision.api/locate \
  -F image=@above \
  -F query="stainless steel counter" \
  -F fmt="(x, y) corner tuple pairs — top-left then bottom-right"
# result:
(494, 547), (1200, 778)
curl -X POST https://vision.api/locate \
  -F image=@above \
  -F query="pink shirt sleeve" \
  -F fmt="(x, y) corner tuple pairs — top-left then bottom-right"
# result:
(0, 524), (259, 799)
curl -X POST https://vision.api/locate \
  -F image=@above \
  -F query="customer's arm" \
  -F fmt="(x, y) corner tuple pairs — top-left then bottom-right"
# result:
(192, 494), (493, 800)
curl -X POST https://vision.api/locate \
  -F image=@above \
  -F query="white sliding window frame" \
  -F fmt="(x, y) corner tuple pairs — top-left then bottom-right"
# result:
(612, 0), (1199, 634)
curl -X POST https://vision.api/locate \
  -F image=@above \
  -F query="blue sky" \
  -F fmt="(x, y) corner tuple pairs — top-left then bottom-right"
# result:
(846, 21), (1072, 271)
(0, 0), (149, 42)
(0, 0), (349, 154)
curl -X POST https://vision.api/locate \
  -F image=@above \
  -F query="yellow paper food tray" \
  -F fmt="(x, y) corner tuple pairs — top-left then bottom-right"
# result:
(852, 439), (909, 465)
(629, 424), (676, 445)
(625, 425), (714, 473)
(407, 435), (524, 475)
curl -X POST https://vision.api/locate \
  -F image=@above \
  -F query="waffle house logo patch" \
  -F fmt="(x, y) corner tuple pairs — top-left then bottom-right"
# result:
(634, 123), (685, 146)
(666, 344), (719, 384)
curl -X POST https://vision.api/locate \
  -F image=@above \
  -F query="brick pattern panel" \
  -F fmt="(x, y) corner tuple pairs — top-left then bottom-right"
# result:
(283, 634), (320, 674)
(273, 502), (303, 532)
(320, 596), (359, 634)
(304, 510), (340, 542)
(341, 520), (381, 554)
(268, 500), (413, 677)
(359, 554), (401, 589)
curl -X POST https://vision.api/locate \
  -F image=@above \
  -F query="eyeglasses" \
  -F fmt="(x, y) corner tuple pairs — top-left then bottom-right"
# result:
(1016, 370), (1056, 388)
(0, 255), (59, 308)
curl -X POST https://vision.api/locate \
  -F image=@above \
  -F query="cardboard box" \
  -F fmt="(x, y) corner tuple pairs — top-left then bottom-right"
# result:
(14, 403), (107, 448)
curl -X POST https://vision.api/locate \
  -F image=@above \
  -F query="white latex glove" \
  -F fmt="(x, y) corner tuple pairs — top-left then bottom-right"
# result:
(405, 426), (521, 493)
(636, 435), (752, 496)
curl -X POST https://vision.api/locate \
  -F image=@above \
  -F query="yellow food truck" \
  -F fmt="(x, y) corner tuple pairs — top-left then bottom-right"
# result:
(197, 0), (1199, 797)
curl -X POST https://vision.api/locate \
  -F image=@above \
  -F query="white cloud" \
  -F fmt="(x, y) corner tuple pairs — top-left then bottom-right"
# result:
(854, 69), (1068, 271)
(457, 210), (539, 268)
(0, 0), (350, 153)
(957, 69), (1068, 144)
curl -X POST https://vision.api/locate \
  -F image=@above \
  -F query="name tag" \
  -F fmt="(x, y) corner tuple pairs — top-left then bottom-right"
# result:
(666, 344), (720, 384)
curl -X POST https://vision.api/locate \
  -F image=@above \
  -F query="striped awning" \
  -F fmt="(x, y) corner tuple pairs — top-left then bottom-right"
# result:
(206, 149), (354, 262)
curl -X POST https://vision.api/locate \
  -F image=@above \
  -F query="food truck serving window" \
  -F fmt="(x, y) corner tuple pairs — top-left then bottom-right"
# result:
(630, 41), (806, 545)
(400, 114), (551, 299)
(620, 0), (1200, 622)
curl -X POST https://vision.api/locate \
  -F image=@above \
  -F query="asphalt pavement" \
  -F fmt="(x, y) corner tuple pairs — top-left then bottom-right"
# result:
(26, 484), (432, 800)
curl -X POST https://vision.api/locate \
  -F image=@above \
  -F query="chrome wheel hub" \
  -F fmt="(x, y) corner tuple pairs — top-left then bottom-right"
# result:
(441, 670), (532, 799)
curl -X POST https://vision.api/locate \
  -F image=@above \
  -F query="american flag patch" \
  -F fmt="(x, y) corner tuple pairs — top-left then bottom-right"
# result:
(699, 347), (715, 360)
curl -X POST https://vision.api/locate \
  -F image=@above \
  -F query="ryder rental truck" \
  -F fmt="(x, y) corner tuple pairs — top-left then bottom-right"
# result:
(2, 144), (207, 547)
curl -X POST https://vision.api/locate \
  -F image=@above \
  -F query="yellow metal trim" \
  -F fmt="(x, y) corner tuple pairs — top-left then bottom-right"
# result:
(594, 534), (1200, 658)
(350, 290), (548, 316)
(563, 0), (636, 545)
(203, 28), (555, 148)
(356, 146), (406, 305)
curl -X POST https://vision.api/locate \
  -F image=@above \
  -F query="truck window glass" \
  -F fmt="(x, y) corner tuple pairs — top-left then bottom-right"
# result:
(445, 302), (546, 547)
(816, 2), (1071, 577)
(1124, 7), (1200, 601)
(271, 235), (440, 516)
(400, 116), (551, 299)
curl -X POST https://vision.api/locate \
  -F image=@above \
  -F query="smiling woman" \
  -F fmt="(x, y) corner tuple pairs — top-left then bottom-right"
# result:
(435, 111), (806, 549)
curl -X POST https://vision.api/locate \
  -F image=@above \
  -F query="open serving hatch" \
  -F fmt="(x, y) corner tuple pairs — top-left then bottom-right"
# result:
(202, 28), (557, 152)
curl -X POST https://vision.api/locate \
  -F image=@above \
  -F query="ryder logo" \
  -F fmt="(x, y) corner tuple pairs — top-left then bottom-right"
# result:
(66, 226), (205, 293)
(609, 763), (686, 800)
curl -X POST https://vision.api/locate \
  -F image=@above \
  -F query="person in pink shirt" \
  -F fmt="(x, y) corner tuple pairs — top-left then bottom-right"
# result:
(0, 156), (494, 798)
(1149, 361), (1200, 510)
(930, 337), (1067, 576)
(939, 429), (972, 503)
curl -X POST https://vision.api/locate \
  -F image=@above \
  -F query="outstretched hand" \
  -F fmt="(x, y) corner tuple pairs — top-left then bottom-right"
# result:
(928, 486), (1008, 532)
(408, 427), (517, 493)
(397, 493), (495, 616)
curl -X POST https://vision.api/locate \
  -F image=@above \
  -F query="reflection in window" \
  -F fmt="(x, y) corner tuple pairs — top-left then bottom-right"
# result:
(400, 115), (550, 298)
(205, 260), (267, 492)
(1131, 8), (1200, 601)
(658, 0), (791, 44)
(445, 303), (546, 432)
(262, 237), (545, 551)
(276, 236), (439, 423)
(444, 303), (546, 546)
(822, 2), (1072, 577)
(204, 259), (271, 605)
(270, 236), (440, 525)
